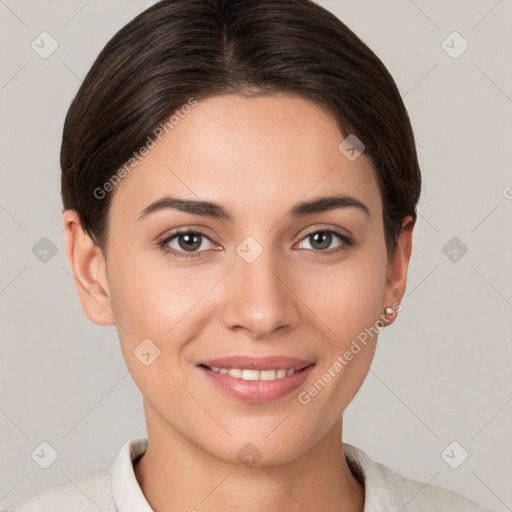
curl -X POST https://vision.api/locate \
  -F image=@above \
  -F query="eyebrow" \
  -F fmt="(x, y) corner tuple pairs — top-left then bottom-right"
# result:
(137, 194), (370, 222)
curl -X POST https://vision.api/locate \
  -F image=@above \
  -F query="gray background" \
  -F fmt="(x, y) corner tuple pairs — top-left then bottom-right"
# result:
(0, 0), (511, 510)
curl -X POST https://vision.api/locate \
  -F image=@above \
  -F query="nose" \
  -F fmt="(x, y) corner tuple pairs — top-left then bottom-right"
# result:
(220, 248), (300, 339)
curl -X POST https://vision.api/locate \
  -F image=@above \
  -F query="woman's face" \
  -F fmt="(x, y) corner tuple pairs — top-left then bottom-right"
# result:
(69, 93), (412, 465)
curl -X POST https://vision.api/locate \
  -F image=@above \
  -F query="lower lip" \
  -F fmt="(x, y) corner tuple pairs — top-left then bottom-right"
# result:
(198, 365), (315, 404)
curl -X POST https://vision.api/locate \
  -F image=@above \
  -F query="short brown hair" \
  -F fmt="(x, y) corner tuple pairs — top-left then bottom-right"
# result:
(61, 0), (421, 255)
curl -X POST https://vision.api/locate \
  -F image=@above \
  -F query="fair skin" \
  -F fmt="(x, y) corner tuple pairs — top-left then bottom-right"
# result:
(63, 93), (414, 512)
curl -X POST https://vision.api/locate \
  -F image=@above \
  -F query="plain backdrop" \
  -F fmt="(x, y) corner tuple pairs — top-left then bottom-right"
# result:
(0, 0), (511, 510)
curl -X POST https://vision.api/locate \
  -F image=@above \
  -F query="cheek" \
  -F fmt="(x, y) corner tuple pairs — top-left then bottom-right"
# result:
(106, 254), (197, 410)
(107, 247), (204, 335)
(301, 255), (387, 342)
(107, 249), (221, 380)
(315, 252), (387, 405)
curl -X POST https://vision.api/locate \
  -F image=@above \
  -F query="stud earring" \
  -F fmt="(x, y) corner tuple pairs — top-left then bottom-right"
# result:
(384, 307), (394, 316)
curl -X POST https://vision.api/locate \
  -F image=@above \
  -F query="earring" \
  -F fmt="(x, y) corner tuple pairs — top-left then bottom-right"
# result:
(379, 305), (399, 330)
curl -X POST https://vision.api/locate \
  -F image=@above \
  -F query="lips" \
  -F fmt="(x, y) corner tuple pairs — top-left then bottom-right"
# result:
(197, 355), (316, 403)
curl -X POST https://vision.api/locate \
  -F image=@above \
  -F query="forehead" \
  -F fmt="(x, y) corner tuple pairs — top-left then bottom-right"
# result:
(109, 93), (381, 224)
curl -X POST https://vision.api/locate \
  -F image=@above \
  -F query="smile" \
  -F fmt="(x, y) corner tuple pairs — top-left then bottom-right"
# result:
(198, 361), (316, 403)
(204, 366), (296, 380)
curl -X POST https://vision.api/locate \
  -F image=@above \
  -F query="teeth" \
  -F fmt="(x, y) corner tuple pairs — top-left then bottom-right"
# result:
(208, 366), (296, 380)
(260, 370), (277, 380)
(242, 369), (260, 380)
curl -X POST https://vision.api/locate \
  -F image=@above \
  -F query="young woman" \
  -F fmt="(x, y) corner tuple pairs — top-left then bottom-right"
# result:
(7, 0), (491, 510)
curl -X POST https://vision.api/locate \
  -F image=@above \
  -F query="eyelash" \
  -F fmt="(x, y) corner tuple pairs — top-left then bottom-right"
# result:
(158, 227), (354, 261)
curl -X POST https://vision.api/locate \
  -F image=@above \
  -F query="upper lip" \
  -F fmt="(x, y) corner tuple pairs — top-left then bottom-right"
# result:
(198, 355), (315, 371)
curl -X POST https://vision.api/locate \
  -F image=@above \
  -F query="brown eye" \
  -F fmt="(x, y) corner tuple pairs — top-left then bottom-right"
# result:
(175, 232), (203, 252)
(297, 230), (352, 253)
(159, 230), (215, 260)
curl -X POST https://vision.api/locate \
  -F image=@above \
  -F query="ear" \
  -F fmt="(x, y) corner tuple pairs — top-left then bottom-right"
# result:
(380, 215), (415, 327)
(62, 210), (115, 326)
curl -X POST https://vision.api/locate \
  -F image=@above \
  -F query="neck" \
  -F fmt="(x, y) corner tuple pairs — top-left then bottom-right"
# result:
(134, 404), (364, 512)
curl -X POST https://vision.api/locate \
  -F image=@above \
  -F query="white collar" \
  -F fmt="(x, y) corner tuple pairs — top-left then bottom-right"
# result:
(111, 437), (153, 512)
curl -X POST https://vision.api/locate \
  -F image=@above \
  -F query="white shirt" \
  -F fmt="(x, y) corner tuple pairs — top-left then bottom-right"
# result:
(5, 437), (491, 511)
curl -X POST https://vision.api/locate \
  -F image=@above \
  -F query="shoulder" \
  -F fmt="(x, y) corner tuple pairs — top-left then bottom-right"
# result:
(5, 465), (115, 512)
(344, 443), (493, 512)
